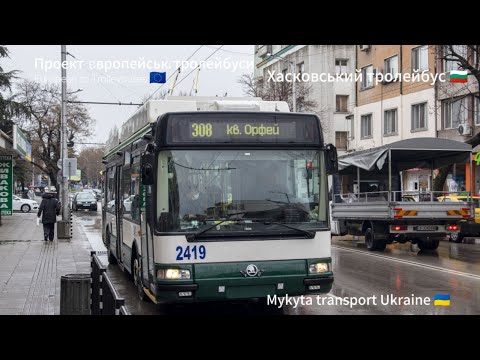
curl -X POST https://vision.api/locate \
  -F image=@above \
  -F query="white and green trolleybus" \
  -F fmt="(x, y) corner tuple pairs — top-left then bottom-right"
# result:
(102, 97), (338, 305)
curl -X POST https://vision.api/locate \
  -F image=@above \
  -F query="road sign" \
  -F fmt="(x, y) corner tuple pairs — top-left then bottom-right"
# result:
(0, 155), (13, 216)
(63, 158), (77, 177)
(58, 158), (77, 176)
(65, 158), (77, 177)
(13, 125), (32, 162)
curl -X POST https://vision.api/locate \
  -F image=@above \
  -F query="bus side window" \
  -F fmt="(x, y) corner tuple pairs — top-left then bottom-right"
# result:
(131, 157), (141, 222)
(107, 167), (116, 212)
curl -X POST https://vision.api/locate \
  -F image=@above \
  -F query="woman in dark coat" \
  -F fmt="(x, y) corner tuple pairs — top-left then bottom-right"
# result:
(37, 192), (61, 241)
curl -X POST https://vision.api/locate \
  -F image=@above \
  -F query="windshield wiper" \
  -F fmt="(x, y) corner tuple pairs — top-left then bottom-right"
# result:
(187, 211), (248, 241)
(261, 221), (315, 238)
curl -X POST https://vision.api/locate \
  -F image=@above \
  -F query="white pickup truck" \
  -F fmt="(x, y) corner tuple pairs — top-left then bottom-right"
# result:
(331, 138), (473, 251)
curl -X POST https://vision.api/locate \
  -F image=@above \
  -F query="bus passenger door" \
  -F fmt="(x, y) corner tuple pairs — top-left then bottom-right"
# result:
(140, 186), (154, 285)
(116, 165), (123, 264)
(140, 185), (151, 285)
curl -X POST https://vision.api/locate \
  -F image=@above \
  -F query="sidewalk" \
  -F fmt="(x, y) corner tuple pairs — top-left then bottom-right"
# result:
(0, 213), (92, 314)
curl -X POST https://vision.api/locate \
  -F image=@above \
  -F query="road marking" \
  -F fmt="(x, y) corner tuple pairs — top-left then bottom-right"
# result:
(332, 245), (480, 281)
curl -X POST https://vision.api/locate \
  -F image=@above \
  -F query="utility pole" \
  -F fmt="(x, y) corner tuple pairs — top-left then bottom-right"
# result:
(61, 45), (69, 220)
(56, 44), (71, 239)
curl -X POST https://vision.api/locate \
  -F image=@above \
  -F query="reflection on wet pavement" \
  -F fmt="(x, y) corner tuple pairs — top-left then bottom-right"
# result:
(75, 207), (106, 252)
(332, 237), (480, 275)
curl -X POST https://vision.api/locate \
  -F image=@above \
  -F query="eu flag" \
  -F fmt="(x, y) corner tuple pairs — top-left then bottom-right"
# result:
(150, 72), (166, 84)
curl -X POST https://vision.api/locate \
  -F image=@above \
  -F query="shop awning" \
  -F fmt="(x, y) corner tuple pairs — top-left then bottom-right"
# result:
(338, 137), (472, 174)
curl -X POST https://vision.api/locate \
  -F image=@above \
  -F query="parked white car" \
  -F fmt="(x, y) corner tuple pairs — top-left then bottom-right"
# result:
(13, 195), (39, 213)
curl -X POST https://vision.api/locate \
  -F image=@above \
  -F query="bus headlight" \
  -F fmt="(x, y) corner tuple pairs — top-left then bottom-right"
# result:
(157, 269), (191, 280)
(309, 262), (330, 274)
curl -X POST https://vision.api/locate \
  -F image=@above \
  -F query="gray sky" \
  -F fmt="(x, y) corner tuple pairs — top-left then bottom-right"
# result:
(5, 45), (254, 147)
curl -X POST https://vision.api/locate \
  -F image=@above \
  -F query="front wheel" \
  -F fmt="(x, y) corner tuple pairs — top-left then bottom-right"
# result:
(21, 204), (31, 213)
(106, 232), (117, 264)
(449, 232), (464, 243)
(133, 255), (148, 302)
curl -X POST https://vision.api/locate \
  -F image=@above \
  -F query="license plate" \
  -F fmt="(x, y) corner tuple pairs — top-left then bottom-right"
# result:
(415, 225), (437, 231)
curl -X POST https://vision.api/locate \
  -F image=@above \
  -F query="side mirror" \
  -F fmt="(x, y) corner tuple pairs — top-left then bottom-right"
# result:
(141, 152), (155, 185)
(324, 144), (338, 175)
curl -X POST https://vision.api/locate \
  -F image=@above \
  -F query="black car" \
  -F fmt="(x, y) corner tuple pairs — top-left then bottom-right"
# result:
(73, 192), (98, 211)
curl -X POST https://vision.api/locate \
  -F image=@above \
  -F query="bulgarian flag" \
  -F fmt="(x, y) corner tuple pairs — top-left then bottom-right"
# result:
(450, 70), (468, 83)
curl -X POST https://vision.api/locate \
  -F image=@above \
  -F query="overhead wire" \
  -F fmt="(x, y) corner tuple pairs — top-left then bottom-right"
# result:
(171, 45), (225, 93)
(144, 45), (204, 102)
(204, 45), (252, 56)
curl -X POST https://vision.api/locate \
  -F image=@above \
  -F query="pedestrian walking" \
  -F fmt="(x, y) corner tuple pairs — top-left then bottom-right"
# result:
(27, 186), (35, 200)
(37, 192), (61, 241)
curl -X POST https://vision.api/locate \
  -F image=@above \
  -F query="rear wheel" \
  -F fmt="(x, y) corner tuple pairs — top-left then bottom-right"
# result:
(449, 232), (464, 243)
(365, 227), (386, 251)
(418, 239), (440, 250)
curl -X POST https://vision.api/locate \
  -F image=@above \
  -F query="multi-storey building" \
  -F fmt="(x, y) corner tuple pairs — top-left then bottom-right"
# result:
(351, 45), (436, 193)
(254, 45), (355, 154)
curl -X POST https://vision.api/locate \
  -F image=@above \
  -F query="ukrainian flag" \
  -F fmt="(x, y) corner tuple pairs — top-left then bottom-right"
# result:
(434, 294), (450, 306)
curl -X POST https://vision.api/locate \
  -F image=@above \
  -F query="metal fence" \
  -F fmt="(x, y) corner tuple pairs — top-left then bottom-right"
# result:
(90, 251), (129, 315)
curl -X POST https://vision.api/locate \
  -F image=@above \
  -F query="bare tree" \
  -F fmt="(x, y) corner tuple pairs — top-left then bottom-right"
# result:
(14, 80), (94, 191)
(238, 72), (330, 133)
(433, 45), (480, 191)
(237, 73), (263, 98)
(77, 146), (105, 188)
(238, 72), (321, 112)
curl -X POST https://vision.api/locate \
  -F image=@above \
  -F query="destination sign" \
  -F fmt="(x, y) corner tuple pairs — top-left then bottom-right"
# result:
(166, 115), (320, 144)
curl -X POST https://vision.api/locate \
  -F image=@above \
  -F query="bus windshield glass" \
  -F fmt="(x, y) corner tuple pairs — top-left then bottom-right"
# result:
(156, 149), (328, 236)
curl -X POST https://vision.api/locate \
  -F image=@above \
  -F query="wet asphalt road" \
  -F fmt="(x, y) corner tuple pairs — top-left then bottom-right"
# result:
(75, 209), (480, 315)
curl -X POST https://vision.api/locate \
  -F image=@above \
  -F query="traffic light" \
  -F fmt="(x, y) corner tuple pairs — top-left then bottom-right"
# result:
(67, 140), (74, 148)
(306, 161), (313, 179)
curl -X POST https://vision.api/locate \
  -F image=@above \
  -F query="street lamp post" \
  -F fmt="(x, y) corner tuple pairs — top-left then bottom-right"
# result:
(61, 45), (68, 221)
(267, 52), (296, 112)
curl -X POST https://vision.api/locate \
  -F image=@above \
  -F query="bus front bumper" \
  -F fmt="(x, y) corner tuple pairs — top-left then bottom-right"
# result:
(154, 259), (333, 304)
